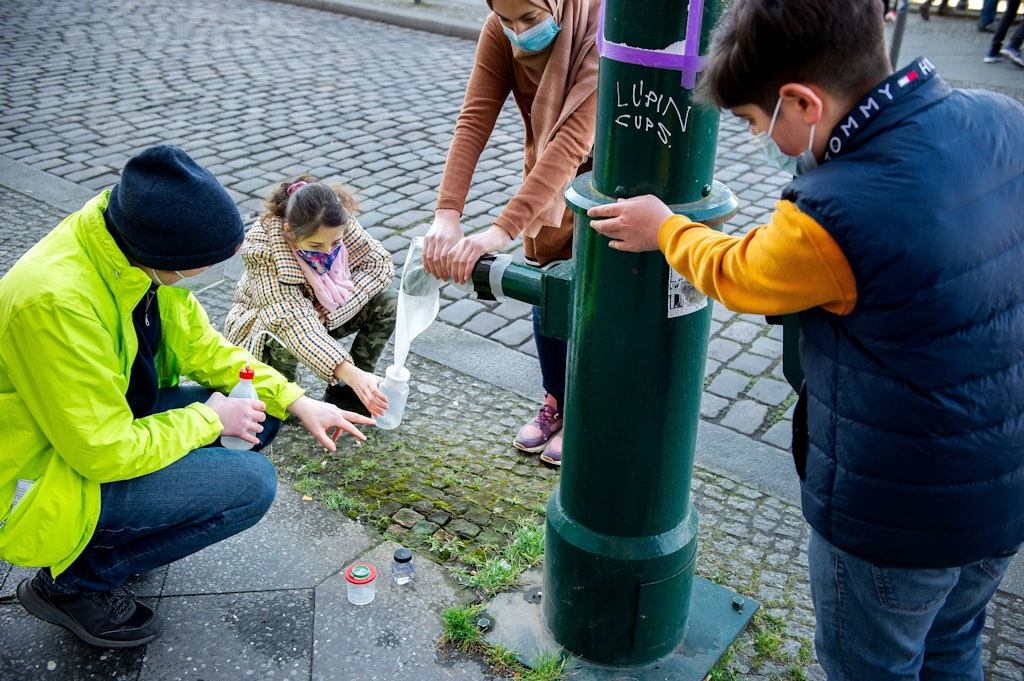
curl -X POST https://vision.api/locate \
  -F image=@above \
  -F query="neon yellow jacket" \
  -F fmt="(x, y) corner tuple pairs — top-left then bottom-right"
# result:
(0, 193), (304, 575)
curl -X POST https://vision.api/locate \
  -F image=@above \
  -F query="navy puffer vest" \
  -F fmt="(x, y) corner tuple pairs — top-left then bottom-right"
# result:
(786, 59), (1024, 568)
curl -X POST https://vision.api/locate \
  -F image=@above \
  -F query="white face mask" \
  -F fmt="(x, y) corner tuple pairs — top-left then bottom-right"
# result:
(151, 260), (227, 294)
(749, 98), (818, 177)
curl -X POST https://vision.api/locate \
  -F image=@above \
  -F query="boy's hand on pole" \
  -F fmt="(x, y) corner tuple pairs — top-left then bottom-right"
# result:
(588, 195), (673, 253)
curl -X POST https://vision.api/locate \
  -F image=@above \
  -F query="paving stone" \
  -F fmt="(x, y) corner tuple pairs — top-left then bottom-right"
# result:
(392, 508), (425, 528)
(750, 336), (784, 358)
(707, 337), (742, 362)
(747, 377), (796, 406)
(490, 319), (534, 347)
(762, 420), (793, 451)
(437, 298), (487, 325)
(427, 510), (452, 526)
(700, 393), (730, 419)
(447, 519), (481, 539)
(411, 520), (441, 536)
(462, 311), (507, 337)
(719, 400), (770, 435)
(720, 319), (765, 344)
(707, 369), (750, 400)
(730, 352), (773, 377)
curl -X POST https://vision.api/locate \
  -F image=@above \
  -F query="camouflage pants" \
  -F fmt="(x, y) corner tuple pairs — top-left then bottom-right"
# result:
(264, 287), (399, 381)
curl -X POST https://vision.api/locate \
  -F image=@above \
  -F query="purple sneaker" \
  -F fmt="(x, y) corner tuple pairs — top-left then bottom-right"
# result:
(514, 394), (562, 453)
(540, 430), (563, 467)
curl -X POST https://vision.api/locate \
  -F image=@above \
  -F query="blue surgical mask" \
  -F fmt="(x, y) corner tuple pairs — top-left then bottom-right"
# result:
(150, 260), (227, 294)
(750, 99), (818, 177)
(296, 244), (343, 275)
(502, 16), (561, 53)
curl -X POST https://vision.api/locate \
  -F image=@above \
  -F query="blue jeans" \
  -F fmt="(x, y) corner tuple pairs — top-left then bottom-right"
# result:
(45, 386), (281, 593)
(532, 306), (567, 409)
(808, 529), (1018, 681)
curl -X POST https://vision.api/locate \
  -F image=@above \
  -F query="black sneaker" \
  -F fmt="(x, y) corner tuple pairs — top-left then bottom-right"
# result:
(323, 383), (370, 417)
(17, 572), (164, 648)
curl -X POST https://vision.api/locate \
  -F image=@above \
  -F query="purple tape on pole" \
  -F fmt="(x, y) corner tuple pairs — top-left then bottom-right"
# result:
(596, 1), (706, 89)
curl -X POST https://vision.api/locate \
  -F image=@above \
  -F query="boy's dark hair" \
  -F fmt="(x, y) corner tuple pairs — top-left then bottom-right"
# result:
(263, 173), (359, 241)
(699, 0), (891, 113)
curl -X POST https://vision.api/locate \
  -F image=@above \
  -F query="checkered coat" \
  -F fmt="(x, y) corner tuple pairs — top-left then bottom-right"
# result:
(224, 215), (394, 384)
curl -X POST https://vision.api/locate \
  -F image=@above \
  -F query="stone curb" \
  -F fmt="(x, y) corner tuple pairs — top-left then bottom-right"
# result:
(269, 0), (486, 40)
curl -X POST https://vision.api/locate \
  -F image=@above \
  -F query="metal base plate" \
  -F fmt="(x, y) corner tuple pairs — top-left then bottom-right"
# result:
(483, 568), (758, 680)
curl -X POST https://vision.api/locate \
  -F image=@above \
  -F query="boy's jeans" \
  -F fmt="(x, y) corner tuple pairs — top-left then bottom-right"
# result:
(808, 528), (1018, 681)
(43, 386), (281, 594)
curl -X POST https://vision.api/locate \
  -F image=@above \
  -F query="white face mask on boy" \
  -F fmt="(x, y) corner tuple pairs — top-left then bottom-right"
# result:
(150, 260), (227, 294)
(749, 98), (818, 177)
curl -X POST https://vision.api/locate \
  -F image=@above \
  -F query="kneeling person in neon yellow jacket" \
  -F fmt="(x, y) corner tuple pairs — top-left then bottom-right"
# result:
(0, 145), (373, 649)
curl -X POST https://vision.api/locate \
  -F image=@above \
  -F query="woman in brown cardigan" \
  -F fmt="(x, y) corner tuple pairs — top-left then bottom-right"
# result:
(423, 0), (599, 466)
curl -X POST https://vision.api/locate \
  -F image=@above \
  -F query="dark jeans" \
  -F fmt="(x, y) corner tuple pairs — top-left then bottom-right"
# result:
(980, 0), (999, 26)
(990, 0), (1024, 53)
(43, 385), (280, 594)
(532, 306), (567, 410)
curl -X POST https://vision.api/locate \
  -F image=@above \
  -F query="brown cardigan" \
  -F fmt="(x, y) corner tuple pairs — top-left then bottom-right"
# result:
(436, 12), (597, 265)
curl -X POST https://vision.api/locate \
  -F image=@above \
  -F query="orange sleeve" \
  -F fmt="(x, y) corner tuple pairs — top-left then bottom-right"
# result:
(657, 199), (857, 316)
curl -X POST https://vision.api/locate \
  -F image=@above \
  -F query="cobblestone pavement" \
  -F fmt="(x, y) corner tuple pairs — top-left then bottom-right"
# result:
(3, 0), (1023, 455)
(0, 0), (800, 451)
(0, 0), (1023, 679)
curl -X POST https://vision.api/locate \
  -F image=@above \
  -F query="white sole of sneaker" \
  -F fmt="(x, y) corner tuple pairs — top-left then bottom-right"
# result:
(513, 439), (550, 454)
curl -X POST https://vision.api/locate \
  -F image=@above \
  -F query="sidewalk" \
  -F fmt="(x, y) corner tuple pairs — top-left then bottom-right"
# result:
(0, 1), (1022, 679)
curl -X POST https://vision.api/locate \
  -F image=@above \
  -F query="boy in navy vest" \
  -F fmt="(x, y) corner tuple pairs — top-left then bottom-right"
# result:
(588, 0), (1024, 678)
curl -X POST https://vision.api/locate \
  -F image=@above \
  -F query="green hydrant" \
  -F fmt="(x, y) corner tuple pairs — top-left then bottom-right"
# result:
(469, 0), (755, 671)
(548, 0), (738, 666)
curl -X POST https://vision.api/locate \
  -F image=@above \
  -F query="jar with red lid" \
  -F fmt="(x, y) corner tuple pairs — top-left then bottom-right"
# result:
(345, 563), (377, 605)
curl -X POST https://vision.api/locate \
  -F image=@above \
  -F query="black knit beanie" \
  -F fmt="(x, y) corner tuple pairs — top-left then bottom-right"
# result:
(106, 145), (244, 270)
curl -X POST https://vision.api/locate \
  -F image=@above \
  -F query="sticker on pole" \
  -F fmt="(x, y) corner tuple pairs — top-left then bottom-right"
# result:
(667, 269), (707, 318)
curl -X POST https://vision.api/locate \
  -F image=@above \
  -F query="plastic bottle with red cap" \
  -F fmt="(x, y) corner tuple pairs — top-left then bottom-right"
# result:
(221, 365), (258, 450)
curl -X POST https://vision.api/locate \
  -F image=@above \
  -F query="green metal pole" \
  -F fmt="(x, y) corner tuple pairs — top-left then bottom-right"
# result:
(545, 0), (737, 666)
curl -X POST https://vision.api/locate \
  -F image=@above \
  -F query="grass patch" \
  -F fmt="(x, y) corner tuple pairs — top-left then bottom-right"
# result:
(439, 603), (570, 681)
(751, 612), (787, 661)
(449, 518), (544, 596)
(439, 602), (485, 652)
(521, 648), (570, 681)
(708, 643), (744, 681)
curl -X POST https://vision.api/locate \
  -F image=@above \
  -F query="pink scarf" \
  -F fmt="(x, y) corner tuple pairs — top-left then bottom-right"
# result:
(292, 246), (355, 312)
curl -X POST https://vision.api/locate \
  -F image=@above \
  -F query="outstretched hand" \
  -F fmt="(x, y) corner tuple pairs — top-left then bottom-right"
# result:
(286, 395), (373, 451)
(587, 195), (674, 253)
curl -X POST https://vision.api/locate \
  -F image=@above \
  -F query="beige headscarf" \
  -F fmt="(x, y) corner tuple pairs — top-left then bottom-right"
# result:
(487, 0), (599, 236)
